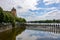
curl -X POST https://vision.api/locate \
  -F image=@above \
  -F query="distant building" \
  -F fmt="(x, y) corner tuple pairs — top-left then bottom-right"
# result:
(3, 7), (16, 16)
(11, 7), (16, 16)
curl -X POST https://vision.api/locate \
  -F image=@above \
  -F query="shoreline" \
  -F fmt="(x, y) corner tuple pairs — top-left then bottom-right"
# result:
(0, 24), (12, 32)
(0, 27), (12, 32)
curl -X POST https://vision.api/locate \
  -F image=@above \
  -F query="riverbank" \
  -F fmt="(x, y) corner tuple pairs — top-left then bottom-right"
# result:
(0, 25), (12, 32)
(0, 25), (26, 40)
(0, 23), (25, 32)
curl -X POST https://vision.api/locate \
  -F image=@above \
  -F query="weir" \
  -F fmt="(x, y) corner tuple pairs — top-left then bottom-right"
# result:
(25, 23), (60, 34)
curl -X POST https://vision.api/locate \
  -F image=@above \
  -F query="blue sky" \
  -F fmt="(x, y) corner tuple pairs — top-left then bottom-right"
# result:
(0, 0), (60, 21)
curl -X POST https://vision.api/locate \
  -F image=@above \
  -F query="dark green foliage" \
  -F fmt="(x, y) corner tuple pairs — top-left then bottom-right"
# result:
(0, 7), (26, 24)
(0, 7), (4, 23)
(15, 17), (26, 23)
(28, 20), (60, 23)
(0, 7), (3, 12)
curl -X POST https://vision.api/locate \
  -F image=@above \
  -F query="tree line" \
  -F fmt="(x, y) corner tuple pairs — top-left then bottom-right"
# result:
(28, 19), (60, 23)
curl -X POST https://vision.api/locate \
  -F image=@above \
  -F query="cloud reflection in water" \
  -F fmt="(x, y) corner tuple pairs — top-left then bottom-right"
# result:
(16, 29), (60, 40)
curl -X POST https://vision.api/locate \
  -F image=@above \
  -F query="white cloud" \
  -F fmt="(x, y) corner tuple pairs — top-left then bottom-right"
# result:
(26, 9), (60, 21)
(0, 0), (15, 11)
(43, 0), (60, 5)
(37, 9), (60, 20)
(23, 7), (58, 21)
(14, 0), (39, 19)
(0, 0), (38, 11)
(44, 9), (60, 20)
(15, 0), (38, 12)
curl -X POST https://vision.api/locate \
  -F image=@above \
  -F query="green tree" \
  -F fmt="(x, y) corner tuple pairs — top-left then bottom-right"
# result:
(15, 17), (26, 23)
(0, 7), (26, 27)
(0, 7), (3, 12)
(0, 7), (4, 23)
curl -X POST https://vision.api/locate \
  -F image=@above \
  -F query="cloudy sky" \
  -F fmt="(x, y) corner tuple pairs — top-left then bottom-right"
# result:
(0, 0), (60, 21)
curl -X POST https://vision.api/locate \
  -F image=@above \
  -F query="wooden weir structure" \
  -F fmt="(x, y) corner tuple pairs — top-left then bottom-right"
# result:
(25, 23), (60, 33)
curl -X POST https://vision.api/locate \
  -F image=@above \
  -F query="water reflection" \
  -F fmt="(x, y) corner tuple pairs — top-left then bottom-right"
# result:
(16, 29), (60, 40)
(0, 26), (26, 40)
(0, 25), (60, 40)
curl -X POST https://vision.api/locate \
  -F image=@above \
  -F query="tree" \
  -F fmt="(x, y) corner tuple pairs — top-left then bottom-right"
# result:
(0, 7), (26, 27)
(0, 7), (3, 12)
(15, 17), (26, 23)
(0, 7), (4, 23)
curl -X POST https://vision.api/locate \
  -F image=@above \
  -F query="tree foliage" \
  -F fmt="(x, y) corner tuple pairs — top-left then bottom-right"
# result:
(28, 19), (60, 23)
(0, 7), (4, 23)
(15, 17), (26, 23)
(0, 7), (26, 24)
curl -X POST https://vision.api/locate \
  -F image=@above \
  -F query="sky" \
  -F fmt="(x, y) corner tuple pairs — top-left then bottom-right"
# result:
(0, 0), (60, 21)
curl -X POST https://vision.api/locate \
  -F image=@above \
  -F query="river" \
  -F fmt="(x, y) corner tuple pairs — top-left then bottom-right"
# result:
(0, 24), (60, 40)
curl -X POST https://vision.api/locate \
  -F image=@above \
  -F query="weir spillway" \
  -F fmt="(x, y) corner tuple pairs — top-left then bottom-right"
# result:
(25, 23), (60, 34)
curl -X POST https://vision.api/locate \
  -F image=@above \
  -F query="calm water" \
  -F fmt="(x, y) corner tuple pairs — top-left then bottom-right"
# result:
(0, 24), (60, 40)
(16, 25), (60, 40)
(0, 25), (26, 40)
(16, 29), (60, 40)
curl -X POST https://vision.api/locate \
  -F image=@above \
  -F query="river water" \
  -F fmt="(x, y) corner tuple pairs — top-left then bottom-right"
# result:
(0, 24), (60, 40)
(16, 29), (60, 40)
(16, 24), (60, 40)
